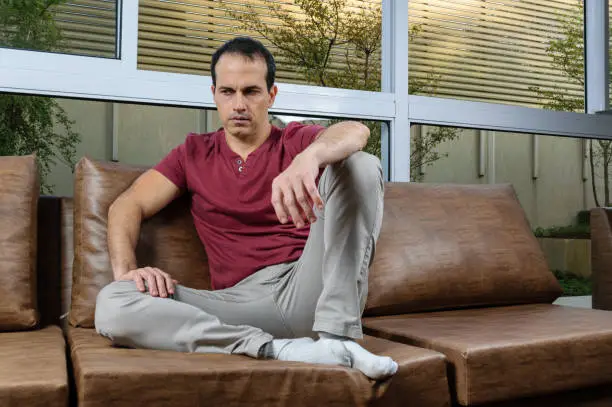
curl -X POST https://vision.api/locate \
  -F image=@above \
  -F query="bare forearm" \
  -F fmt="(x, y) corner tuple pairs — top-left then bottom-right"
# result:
(107, 196), (142, 280)
(302, 121), (369, 167)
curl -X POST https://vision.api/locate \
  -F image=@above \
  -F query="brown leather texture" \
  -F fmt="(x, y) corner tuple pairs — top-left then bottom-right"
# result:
(68, 326), (449, 407)
(364, 304), (612, 406)
(70, 157), (210, 328)
(365, 183), (562, 316)
(590, 208), (612, 310)
(475, 384), (612, 407)
(0, 326), (68, 407)
(37, 196), (63, 327)
(61, 198), (74, 327)
(0, 155), (40, 331)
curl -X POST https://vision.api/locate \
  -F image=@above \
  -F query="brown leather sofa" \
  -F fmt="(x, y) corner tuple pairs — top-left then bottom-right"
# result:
(6, 154), (612, 406)
(0, 156), (68, 407)
(590, 207), (612, 311)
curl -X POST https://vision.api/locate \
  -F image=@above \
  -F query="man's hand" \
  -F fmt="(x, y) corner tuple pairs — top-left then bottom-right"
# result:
(271, 151), (324, 228)
(117, 267), (178, 298)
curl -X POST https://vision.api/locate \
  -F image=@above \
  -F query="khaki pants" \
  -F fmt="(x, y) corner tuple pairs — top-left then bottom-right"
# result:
(95, 152), (383, 358)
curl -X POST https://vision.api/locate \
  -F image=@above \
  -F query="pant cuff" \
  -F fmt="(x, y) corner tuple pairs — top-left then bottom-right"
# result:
(244, 333), (274, 359)
(312, 319), (363, 339)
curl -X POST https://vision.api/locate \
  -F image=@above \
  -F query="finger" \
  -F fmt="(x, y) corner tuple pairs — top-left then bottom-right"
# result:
(283, 186), (305, 228)
(144, 268), (158, 296)
(271, 180), (289, 224)
(153, 269), (168, 298)
(157, 269), (175, 295)
(294, 180), (316, 224)
(304, 178), (324, 211)
(134, 271), (146, 292)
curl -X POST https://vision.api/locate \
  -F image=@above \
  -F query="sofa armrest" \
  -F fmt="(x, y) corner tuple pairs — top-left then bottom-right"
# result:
(590, 207), (612, 310)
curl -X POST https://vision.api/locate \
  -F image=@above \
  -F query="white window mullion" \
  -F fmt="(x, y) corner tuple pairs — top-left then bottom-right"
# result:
(585, 0), (610, 113)
(119, 0), (138, 72)
(383, 0), (410, 182)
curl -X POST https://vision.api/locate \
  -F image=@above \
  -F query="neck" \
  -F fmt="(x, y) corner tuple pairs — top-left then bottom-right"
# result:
(225, 121), (272, 161)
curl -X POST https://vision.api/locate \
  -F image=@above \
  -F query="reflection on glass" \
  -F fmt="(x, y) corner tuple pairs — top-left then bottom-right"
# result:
(138, 0), (382, 91)
(0, 0), (118, 58)
(408, 0), (584, 110)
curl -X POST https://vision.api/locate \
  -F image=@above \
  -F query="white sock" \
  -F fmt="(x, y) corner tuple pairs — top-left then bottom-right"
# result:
(267, 337), (352, 367)
(318, 332), (399, 380)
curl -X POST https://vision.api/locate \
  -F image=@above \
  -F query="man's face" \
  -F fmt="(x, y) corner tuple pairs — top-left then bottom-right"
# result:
(212, 53), (277, 139)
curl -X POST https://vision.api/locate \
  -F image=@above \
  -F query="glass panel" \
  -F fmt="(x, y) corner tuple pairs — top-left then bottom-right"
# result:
(0, 0), (118, 58)
(411, 124), (596, 299)
(138, 0), (382, 91)
(408, 0), (584, 111)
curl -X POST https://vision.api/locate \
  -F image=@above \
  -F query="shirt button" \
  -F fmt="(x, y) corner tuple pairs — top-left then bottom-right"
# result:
(238, 166), (243, 172)
(236, 159), (242, 164)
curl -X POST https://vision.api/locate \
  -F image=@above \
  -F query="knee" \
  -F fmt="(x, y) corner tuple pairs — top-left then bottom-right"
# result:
(341, 151), (383, 192)
(94, 281), (137, 338)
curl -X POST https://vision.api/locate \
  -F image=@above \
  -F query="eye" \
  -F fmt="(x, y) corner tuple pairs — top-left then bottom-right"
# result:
(221, 89), (233, 95)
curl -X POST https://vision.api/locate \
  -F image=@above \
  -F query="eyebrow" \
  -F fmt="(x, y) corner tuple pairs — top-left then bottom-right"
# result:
(218, 85), (262, 92)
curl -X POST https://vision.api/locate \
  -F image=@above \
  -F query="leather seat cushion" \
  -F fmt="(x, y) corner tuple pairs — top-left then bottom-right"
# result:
(68, 327), (450, 407)
(364, 304), (612, 405)
(0, 326), (68, 407)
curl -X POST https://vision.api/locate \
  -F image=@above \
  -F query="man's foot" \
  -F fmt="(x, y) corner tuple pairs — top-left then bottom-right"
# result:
(342, 340), (398, 379)
(319, 333), (398, 379)
(267, 337), (352, 367)
(264, 337), (398, 380)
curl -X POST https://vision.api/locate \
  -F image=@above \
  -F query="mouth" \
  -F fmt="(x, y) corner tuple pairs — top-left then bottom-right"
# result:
(230, 117), (251, 123)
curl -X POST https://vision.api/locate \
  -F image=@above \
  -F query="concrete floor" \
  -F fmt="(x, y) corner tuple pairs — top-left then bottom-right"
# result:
(553, 295), (592, 309)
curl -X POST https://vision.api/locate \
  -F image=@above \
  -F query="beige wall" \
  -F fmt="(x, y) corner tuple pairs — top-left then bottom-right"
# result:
(419, 126), (593, 229)
(48, 99), (112, 197)
(48, 101), (225, 197)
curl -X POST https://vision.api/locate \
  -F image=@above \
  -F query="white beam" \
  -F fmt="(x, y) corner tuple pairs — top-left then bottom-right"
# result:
(382, 0), (410, 181)
(585, 0), (609, 113)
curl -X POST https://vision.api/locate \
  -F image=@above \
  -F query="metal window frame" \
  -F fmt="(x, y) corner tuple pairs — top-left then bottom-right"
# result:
(0, 0), (610, 184)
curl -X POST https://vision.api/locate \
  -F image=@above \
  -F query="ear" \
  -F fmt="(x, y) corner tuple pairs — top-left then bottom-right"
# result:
(268, 84), (278, 107)
(210, 85), (215, 95)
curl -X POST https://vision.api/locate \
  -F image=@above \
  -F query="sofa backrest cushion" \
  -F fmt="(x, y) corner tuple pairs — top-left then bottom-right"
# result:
(364, 183), (562, 316)
(0, 155), (39, 331)
(70, 157), (210, 328)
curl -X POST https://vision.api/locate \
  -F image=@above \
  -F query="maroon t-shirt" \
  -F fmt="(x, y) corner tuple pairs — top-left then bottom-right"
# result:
(153, 122), (325, 290)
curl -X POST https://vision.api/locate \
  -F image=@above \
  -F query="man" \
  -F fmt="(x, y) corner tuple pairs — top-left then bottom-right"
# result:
(95, 37), (397, 380)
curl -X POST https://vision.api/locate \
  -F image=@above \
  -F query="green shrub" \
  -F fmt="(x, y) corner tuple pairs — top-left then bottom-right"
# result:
(552, 270), (592, 296)
(534, 224), (590, 239)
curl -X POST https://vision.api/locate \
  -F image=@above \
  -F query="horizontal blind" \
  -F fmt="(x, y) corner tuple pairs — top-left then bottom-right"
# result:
(409, 0), (583, 108)
(54, 0), (117, 58)
(137, 0), (381, 87)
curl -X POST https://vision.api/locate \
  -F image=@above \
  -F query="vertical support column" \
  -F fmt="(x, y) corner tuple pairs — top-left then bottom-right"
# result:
(485, 130), (496, 184)
(382, 0), (410, 181)
(532, 134), (539, 180)
(585, 0), (609, 113)
(478, 130), (486, 177)
(111, 103), (119, 162)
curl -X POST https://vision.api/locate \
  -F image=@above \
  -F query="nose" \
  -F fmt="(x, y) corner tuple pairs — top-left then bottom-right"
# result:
(234, 93), (246, 112)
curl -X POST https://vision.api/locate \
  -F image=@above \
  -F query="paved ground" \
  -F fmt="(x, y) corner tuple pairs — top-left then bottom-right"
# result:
(553, 295), (592, 309)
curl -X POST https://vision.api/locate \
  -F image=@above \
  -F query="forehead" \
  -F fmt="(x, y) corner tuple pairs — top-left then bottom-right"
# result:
(215, 53), (267, 87)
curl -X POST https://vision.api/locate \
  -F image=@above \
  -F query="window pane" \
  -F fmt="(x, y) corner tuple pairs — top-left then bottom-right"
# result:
(0, 0), (118, 58)
(138, 0), (382, 91)
(411, 125), (596, 299)
(409, 0), (584, 111)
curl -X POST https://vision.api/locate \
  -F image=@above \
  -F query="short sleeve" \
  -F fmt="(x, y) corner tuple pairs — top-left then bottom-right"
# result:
(153, 142), (188, 190)
(282, 122), (325, 157)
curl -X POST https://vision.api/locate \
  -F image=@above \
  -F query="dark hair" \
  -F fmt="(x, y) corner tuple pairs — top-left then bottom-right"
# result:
(211, 37), (276, 90)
